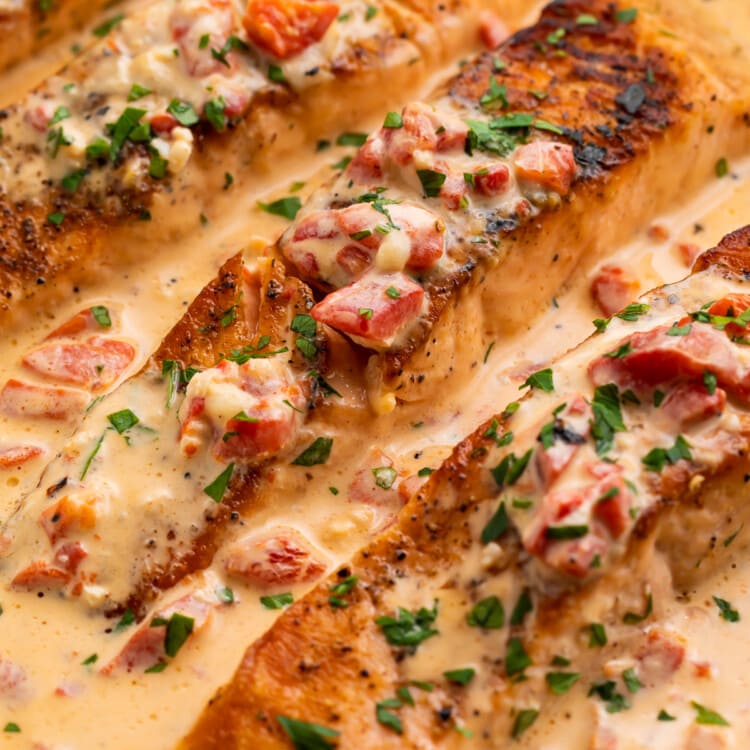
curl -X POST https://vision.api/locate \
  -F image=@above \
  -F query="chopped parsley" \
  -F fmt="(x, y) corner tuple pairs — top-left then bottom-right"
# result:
(210, 35), (248, 67)
(62, 168), (87, 193)
(127, 83), (152, 102)
(622, 668), (642, 693)
(510, 588), (533, 625)
(114, 608), (135, 632)
(479, 78), (509, 109)
(92, 13), (124, 37)
(491, 449), (532, 487)
(3, 723), (20, 733)
(81, 653), (98, 666)
(546, 671), (581, 694)
(268, 64), (286, 83)
(480, 500), (508, 543)
(80, 432), (106, 479)
(520, 367), (554, 392)
(328, 575), (358, 608)
(216, 586), (234, 604)
(383, 112), (403, 128)
(204, 97), (226, 131)
(641, 435), (692, 472)
(277, 716), (339, 749)
(203, 463), (235, 502)
(691, 701), (729, 726)
(604, 341), (632, 359)
(614, 8), (638, 24)
(292, 437), (333, 466)
(444, 667), (475, 686)
(591, 383), (625, 455)
(375, 601), (439, 647)
(107, 409), (139, 434)
(505, 637), (532, 676)
(416, 168), (447, 198)
(372, 466), (397, 489)
(589, 680), (629, 713)
(336, 132), (368, 147)
(257, 196), (302, 220)
(467, 596), (504, 629)
(47, 211), (65, 225)
(375, 698), (402, 734)
(713, 595), (740, 622)
(623, 592), (653, 624)
(511, 709), (538, 739)
(260, 593), (294, 610)
(167, 100), (198, 127)
(588, 622), (607, 647)
(545, 524), (589, 540)
(107, 107), (146, 160)
(715, 157), (729, 178)
(658, 709), (676, 721)
(617, 302), (650, 321)
(163, 612), (194, 657)
(703, 370), (717, 395)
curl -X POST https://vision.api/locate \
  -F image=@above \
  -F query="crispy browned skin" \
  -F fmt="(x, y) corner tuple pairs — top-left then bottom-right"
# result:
(366, 0), (750, 396)
(119, 253), (324, 616)
(0, 0), (531, 326)
(180, 227), (750, 749)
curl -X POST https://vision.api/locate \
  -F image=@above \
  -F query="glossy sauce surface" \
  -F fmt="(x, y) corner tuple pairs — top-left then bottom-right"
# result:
(0, 1), (750, 748)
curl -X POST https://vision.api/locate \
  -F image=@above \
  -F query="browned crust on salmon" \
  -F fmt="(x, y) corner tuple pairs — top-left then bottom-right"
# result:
(120, 253), (325, 617)
(0, 0), (529, 325)
(179, 226), (750, 748)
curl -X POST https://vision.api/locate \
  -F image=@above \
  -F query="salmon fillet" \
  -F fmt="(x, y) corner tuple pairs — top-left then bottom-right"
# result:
(179, 225), (750, 748)
(273, 0), (750, 409)
(0, 250), (333, 616)
(0, 0), (532, 325)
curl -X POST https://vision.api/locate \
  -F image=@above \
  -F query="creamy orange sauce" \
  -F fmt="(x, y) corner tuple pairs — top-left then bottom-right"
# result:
(0, 2), (749, 748)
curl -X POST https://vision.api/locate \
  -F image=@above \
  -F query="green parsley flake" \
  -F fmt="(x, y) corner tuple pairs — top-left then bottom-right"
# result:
(443, 667), (475, 686)
(261, 593), (294, 610)
(277, 715), (339, 749)
(546, 671), (581, 694)
(107, 408), (139, 434)
(292, 437), (333, 466)
(257, 196), (302, 220)
(467, 596), (504, 629)
(375, 601), (439, 647)
(416, 168), (447, 198)
(203, 463), (235, 502)
(713, 596), (740, 622)
(511, 709), (539, 739)
(691, 701), (730, 726)
(520, 367), (554, 392)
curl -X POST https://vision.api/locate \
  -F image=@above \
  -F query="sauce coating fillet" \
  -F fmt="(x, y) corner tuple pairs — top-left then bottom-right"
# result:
(180, 227), (750, 749)
(0, 0), (531, 324)
(273, 0), (750, 407)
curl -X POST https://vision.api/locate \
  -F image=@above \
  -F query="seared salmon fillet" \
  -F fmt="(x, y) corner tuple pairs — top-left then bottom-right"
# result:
(179, 226), (750, 748)
(0, 0), (532, 324)
(0, 250), (334, 616)
(274, 0), (750, 409)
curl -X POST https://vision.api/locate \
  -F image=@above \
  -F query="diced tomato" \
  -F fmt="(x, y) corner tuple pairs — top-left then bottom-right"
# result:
(589, 324), (748, 400)
(22, 336), (135, 391)
(438, 170), (468, 211)
(383, 102), (468, 166)
(647, 223), (670, 242)
(535, 397), (591, 488)
(171, 0), (235, 76)
(0, 380), (89, 420)
(478, 10), (510, 50)
(53, 541), (88, 573)
(472, 163), (511, 196)
(149, 112), (178, 135)
(347, 134), (386, 183)
(102, 593), (212, 674)
(25, 104), (52, 133)
(39, 494), (98, 544)
(283, 203), (445, 285)
(243, 0), (337, 59)
(348, 449), (406, 530)
(661, 382), (725, 424)
(676, 242), (702, 267)
(590, 264), (640, 317)
(11, 560), (70, 589)
(0, 444), (44, 469)
(542, 533), (608, 578)
(45, 309), (100, 340)
(634, 628), (685, 687)
(513, 140), (577, 195)
(0, 657), (28, 699)
(311, 273), (424, 349)
(224, 526), (327, 588)
(708, 294), (750, 337)
(179, 358), (306, 464)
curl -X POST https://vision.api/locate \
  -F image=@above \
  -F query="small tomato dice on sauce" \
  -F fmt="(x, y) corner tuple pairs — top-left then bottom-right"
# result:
(513, 140), (577, 195)
(0, 444), (44, 469)
(243, 0), (338, 59)
(311, 272), (424, 350)
(478, 10), (510, 50)
(0, 380), (89, 420)
(472, 163), (511, 196)
(223, 526), (328, 588)
(590, 264), (640, 317)
(171, 0), (235, 76)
